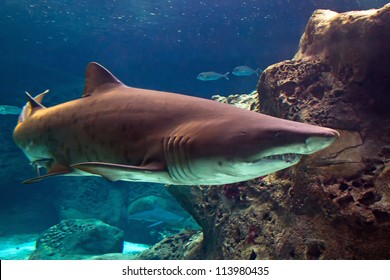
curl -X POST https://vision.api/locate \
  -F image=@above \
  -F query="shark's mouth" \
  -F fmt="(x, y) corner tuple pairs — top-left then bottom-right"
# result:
(257, 153), (302, 164)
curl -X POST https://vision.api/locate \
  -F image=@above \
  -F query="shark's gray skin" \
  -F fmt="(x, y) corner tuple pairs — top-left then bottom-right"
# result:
(13, 62), (339, 185)
(128, 204), (185, 228)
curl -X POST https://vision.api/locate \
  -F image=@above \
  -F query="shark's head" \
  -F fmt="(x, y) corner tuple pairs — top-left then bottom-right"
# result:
(13, 90), (55, 173)
(177, 113), (339, 185)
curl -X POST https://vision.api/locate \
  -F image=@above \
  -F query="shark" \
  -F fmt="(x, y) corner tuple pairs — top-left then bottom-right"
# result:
(13, 62), (339, 185)
(128, 204), (185, 228)
(0, 105), (22, 115)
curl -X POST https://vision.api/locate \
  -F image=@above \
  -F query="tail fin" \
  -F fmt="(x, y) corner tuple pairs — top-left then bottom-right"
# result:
(223, 72), (230, 80)
(18, 90), (49, 123)
(255, 68), (262, 77)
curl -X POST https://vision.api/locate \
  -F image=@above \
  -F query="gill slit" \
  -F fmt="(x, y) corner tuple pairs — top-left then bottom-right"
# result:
(163, 137), (174, 180)
(169, 136), (182, 181)
(181, 137), (197, 180)
(163, 135), (196, 182)
(177, 136), (195, 180)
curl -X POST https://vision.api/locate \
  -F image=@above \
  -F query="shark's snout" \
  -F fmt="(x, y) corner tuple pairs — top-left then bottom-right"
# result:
(321, 128), (340, 139)
(304, 129), (339, 154)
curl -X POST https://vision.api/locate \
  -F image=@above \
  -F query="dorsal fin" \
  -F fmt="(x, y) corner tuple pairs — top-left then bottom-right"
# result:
(82, 62), (124, 97)
(25, 91), (45, 109)
(18, 90), (48, 123)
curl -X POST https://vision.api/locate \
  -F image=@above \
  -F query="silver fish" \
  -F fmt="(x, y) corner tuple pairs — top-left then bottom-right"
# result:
(0, 105), (22, 115)
(232, 66), (262, 77)
(197, 71), (229, 81)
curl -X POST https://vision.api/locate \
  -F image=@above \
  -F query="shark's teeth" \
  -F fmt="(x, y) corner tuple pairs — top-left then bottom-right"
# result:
(263, 153), (301, 163)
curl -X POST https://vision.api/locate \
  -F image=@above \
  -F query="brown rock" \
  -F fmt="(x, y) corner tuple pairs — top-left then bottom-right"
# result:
(29, 219), (124, 260)
(295, 6), (390, 90)
(258, 4), (390, 230)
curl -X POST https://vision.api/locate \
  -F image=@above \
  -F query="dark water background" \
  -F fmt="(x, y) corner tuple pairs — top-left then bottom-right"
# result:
(1, 0), (388, 105)
(0, 0), (389, 254)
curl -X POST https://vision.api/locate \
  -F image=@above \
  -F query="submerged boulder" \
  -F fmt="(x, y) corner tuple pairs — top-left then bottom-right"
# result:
(29, 219), (124, 259)
(257, 3), (390, 229)
(166, 4), (390, 259)
(135, 229), (203, 260)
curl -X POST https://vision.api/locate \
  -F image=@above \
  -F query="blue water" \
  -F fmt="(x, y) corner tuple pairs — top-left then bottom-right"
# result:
(1, 0), (388, 105)
(0, 0), (388, 259)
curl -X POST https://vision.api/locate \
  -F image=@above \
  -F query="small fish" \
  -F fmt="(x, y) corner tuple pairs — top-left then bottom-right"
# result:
(0, 105), (22, 115)
(197, 71), (229, 81)
(232, 66), (262, 77)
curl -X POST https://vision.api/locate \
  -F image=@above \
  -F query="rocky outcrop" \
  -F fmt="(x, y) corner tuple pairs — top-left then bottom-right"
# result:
(211, 91), (259, 111)
(165, 4), (390, 259)
(257, 4), (390, 229)
(136, 229), (203, 260)
(29, 219), (124, 259)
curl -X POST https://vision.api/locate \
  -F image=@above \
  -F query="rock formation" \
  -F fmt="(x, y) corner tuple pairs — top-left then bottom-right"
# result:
(164, 4), (390, 259)
(211, 91), (259, 111)
(258, 3), (390, 228)
(136, 229), (203, 260)
(29, 219), (124, 259)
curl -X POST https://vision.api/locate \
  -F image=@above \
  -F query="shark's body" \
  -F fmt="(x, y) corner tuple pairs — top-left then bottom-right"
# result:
(13, 62), (339, 185)
(128, 205), (185, 228)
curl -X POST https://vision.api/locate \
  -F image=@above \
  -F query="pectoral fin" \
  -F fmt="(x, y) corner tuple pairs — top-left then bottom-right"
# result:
(23, 163), (72, 184)
(71, 162), (166, 182)
(147, 221), (165, 228)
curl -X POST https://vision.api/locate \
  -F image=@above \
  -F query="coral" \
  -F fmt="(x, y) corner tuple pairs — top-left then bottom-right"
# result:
(211, 91), (259, 112)
(29, 219), (124, 259)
